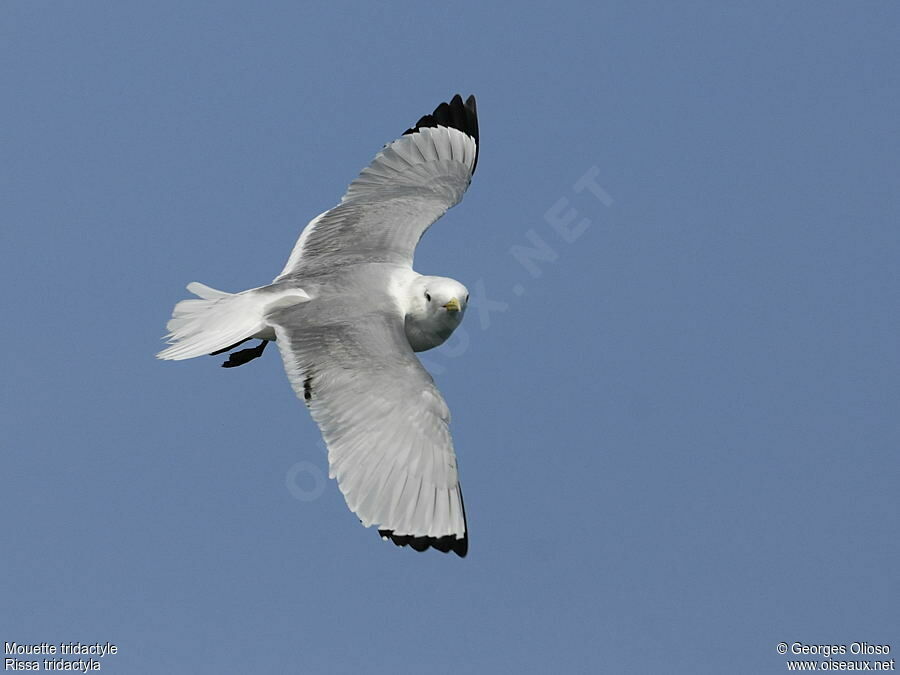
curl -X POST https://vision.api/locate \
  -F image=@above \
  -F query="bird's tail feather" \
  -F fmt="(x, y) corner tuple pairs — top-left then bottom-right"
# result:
(157, 282), (309, 361)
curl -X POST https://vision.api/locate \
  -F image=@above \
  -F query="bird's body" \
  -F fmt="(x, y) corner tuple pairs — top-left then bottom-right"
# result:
(158, 95), (479, 556)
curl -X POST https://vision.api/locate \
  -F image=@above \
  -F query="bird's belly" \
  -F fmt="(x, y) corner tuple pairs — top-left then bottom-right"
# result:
(405, 320), (454, 352)
(254, 326), (277, 341)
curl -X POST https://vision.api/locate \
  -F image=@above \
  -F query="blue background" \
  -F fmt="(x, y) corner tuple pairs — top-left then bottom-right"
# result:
(3, 2), (898, 673)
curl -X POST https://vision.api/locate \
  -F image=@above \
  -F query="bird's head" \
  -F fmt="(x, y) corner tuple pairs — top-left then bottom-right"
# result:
(418, 276), (468, 317)
(404, 276), (469, 352)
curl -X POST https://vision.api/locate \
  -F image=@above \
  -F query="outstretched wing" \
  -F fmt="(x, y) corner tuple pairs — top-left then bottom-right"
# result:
(276, 94), (478, 278)
(270, 300), (468, 556)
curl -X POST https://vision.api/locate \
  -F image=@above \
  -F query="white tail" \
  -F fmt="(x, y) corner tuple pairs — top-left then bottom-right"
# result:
(157, 282), (309, 361)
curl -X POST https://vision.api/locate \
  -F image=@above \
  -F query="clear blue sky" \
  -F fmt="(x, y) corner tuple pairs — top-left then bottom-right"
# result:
(3, 2), (898, 673)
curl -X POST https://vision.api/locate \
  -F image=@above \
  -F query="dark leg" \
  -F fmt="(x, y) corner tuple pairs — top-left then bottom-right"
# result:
(209, 338), (252, 356)
(221, 340), (269, 368)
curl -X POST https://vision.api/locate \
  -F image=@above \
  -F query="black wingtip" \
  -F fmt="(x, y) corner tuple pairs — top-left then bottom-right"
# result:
(376, 485), (469, 557)
(403, 94), (479, 174)
(378, 529), (468, 558)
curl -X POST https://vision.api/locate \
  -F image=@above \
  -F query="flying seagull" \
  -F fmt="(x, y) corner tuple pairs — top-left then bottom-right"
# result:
(158, 94), (479, 557)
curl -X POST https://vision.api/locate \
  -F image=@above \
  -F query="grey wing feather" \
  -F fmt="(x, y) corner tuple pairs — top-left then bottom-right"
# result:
(270, 301), (467, 544)
(276, 112), (477, 278)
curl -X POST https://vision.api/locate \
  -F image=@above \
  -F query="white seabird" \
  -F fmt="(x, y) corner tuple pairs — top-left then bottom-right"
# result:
(158, 95), (480, 557)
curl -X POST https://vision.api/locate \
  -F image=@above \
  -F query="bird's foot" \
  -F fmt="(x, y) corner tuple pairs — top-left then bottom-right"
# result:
(221, 340), (269, 368)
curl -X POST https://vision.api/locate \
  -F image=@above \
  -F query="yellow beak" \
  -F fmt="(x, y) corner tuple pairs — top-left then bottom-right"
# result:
(443, 297), (461, 312)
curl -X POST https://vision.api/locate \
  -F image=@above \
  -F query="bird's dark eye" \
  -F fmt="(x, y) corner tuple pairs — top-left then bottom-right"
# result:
(425, 292), (431, 301)
(465, 294), (469, 302)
